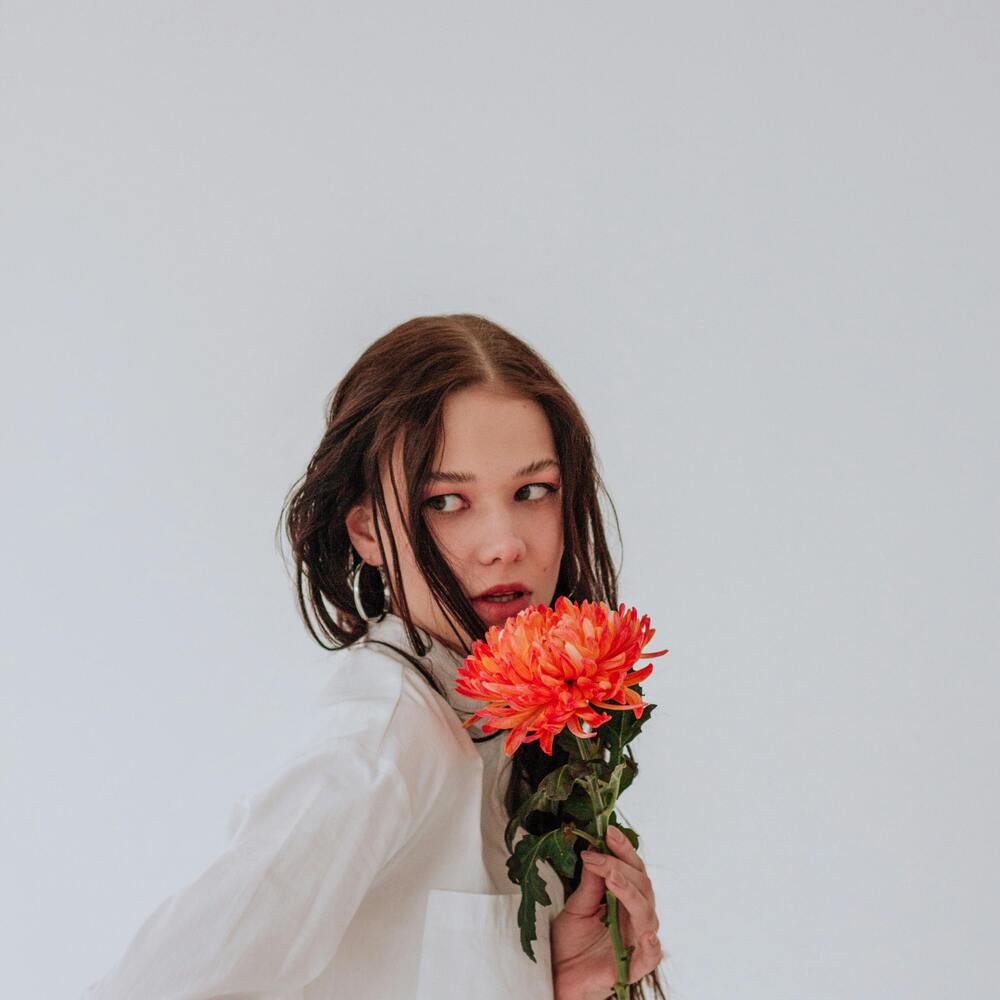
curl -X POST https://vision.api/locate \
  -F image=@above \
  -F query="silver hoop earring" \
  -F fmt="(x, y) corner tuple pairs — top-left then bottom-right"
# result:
(350, 558), (391, 622)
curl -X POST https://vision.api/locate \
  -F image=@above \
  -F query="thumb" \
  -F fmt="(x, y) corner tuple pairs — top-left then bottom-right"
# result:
(563, 859), (610, 917)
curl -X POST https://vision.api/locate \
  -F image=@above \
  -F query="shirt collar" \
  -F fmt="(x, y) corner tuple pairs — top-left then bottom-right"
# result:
(359, 611), (491, 733)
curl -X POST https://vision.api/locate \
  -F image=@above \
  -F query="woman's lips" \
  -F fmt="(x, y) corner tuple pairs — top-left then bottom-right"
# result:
(472, 591), (534, 623)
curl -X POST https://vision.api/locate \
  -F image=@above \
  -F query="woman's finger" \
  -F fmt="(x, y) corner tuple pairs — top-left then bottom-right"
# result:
(605, 825), (648, 876)
(600, 861), (660, 936)
(582, 850), (657, 919)
(606, 828), (658, 908)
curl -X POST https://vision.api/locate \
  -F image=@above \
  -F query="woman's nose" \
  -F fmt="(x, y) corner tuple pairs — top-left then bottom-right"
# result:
(477, 513), (527, 564)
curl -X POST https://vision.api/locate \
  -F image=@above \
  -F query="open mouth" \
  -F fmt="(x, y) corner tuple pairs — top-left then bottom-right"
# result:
(476, 591), (526, 603)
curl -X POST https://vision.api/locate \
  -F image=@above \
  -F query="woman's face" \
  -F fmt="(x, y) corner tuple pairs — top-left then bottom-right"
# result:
(348, 385), (565, 652)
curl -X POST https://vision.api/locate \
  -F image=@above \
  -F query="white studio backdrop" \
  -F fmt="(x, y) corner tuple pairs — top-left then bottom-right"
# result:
(1, 2), (997, 998)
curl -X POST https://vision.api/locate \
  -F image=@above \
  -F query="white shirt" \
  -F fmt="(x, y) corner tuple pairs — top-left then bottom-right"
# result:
(82, 611), (565, 999)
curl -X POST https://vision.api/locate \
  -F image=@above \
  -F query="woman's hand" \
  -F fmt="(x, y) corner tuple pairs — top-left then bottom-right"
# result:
(550, 825), (664, 1000)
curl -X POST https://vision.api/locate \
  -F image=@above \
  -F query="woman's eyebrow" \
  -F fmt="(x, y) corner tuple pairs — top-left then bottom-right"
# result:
(427, 458), (560, 484)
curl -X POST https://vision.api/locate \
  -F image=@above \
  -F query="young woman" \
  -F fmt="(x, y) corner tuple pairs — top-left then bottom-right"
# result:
(82, 314), (667, 1000)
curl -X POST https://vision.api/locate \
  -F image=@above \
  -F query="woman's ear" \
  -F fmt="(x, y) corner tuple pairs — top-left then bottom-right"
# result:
(345, 500), (382, 567)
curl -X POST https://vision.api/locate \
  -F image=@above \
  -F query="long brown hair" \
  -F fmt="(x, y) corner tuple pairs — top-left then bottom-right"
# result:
(278, 313), (668, 999)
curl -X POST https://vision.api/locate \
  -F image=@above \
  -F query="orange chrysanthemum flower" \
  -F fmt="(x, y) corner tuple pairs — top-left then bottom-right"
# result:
(455, 596), (669, 757)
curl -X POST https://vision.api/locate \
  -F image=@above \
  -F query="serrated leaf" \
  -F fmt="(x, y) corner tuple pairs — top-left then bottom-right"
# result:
(602, 699), (657, 765)
(505, 760), (610, 852)
(504, 785), (550, 853)
(537, 760), (594, 800)
(563, 784), (593, 822)
(506, 826), (577, 961)
(617, 758), (637, 796)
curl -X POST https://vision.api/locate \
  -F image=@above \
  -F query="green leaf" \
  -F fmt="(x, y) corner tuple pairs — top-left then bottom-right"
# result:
(537, 760), (594, 800)
(600, 698), (657, 766)
(617, 758), (638, 796)
(504, 759), (611, 852)
(590, 762), (623, 816)
(556, 727), (580, 756)
(562, 784), (593, 822)
(504, 786), (550, 853)
(506, 826), (578, 961)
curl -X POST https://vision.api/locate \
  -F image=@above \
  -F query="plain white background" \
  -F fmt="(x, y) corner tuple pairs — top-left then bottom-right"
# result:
(2, 2), (997, 998)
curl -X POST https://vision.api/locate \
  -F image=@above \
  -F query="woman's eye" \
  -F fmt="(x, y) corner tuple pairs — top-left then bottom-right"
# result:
(422, 482), (560, 514)
(423, 493), (463, 513)
(519, 482), (559, 502)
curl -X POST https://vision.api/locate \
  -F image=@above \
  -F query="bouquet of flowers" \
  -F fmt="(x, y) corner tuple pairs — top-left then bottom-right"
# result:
(455, 596), (668, 1000)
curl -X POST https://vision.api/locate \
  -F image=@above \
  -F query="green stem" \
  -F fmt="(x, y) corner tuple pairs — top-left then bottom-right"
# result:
(605, 885), (634, 1000)
(573, 734), (632, 999)
(567, 826), (601, 848)
(573, 733), (602, 761)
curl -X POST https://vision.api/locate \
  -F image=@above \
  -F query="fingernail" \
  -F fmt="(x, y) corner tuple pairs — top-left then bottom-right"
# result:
(582, 850), (607, 865)
(645, 932), (659, 947)
(608, 826), (625, 843)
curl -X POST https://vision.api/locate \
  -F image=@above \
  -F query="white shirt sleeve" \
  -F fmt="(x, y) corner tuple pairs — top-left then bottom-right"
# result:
(81, 739), (413, 998)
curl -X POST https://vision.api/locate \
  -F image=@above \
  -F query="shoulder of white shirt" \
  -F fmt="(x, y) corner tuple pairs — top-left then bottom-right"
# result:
(299, 636), (476, 770)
